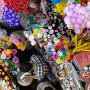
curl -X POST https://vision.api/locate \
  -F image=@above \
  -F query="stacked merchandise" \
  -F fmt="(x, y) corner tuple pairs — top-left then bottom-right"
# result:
(0, 0), (90, 90)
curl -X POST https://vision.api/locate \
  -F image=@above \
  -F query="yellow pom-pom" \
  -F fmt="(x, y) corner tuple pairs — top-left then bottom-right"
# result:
(56, 58), (62, 64)
(34, 29), (39, 35)
(66, 51), (71, 60)
(4, 49), (12, 55)
(16, 42), (25, 51)
(53, 1), (67, 16)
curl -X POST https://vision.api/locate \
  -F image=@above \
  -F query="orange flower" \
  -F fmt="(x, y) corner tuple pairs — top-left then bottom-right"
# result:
(15, 42), (25, 51)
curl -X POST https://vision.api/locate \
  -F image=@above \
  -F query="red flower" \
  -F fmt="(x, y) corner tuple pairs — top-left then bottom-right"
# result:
(55, 44), (62, 50)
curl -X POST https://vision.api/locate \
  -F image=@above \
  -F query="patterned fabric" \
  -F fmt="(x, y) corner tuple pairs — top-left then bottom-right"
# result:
(30, 54), (50, 80)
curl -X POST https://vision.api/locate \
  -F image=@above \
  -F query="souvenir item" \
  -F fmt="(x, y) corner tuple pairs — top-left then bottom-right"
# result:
(2, 6), (20, 27)
(4, 0), (30, 14)
(54, 1), (67, 16)
(64, 4), (88, 34)
(56, 62), (84, 90)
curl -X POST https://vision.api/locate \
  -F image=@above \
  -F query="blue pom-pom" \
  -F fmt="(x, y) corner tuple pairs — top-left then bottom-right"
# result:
(2, 6), (20, 28)
(51, 0), (61, 4)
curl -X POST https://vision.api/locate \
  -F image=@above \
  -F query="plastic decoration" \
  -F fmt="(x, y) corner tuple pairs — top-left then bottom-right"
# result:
(6, 54), (11, 59)
(12, 56), (19, 63)
(12, 49), (17, 55)
(51, 0), (61, 4)
(4, 49), (12, 55)
(4, 0), (30, 14)
(10, 34), (25, 51)
(0, 0), (5, 21)
(86, 2), (90, 28)
(2, 6), (20, 28)
(64, 4), (88, 34)
(54, 1), (67, 16)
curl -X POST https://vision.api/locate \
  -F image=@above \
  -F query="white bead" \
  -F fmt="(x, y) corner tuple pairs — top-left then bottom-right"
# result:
(83, 67), (88, 70)
(48, 26), (52, 30)
(47, 34), (50, 38)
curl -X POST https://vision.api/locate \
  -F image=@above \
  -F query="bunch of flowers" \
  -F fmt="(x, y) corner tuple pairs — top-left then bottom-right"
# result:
(64, 4), (88, 34)
(2, 6), (20, 28)
(4, 0), (30, 14)
(54, 1), (67, 16)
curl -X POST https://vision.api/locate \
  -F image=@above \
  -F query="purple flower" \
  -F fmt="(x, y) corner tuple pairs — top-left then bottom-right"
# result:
(6, 54), (11, 59)
(12, 49), (17, 55)
(52, 54), (58, 60)
(12, 56), (19, 63)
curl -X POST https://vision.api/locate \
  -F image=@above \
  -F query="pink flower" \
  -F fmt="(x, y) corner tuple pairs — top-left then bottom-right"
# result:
(12, 49), (17, 55)
(1, 53), (6, 59)
(12, 56), (19, 63)
(6, 54), (11, 59)
(52, 54), (58, 60)
(40, 28), (46, 34)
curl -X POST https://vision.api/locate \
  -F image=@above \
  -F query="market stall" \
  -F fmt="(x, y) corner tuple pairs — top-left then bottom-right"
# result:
(0, 0), (90, 90)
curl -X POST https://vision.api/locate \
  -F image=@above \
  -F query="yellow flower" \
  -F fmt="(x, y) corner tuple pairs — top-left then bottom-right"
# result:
(34, 28), (39, 34)
(16, 42), (25, 51)
(4, 49), (12, 55)
(53, 1), (67, 16)
(66, 51), (71, 60)
(56, 58), (62, 64)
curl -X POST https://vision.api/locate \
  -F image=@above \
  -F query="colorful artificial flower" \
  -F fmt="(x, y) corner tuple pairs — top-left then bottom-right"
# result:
(12, 49), (17, 55)
(4, 0), (30, 14)
(64, 4), (88, 34)
(33, 28), (39, 38)
(2, 6), (20, 28)
(40, 28), (46, 34)
(54, 1), (67, 16)
(4, 49), (12, 55)
(12, 56), (19, 63)
(56, 58), (62, 64)
(15, 42), (25, 51)
(55, 44), (62, 50)
(6, 54), (11, 59)
(52, 54), (59, 60)
(1, 52), (6, 59)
